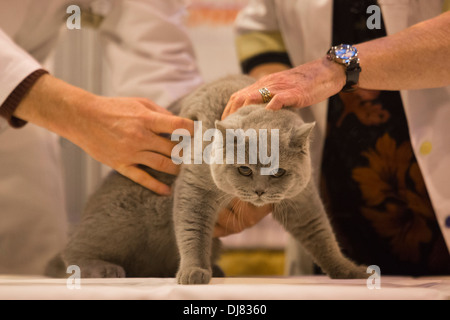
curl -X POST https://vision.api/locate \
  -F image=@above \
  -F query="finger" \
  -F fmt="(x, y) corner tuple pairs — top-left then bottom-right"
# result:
(148, 104), (173, 115)
(214, 208), (244, 237)
(137, 151), (181, 176)
(236, 201), (272, 226)
(213, 224), (230, 238)
(119, 165), (172, 196)
(225, 96), (249, 118)
(148, 113), (195, 136)
(246, 88), (268, 105)
(265, 94), (285, 111)
(223, 84), (271, 120)
(221, 101), (232, 120)
(145, 133), (178, 158)
(213, 201), (272, 237)
(222, 94), (245, 120)
(137, 98), (173, 115)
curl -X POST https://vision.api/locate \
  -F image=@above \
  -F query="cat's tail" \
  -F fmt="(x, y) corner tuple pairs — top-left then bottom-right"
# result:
(44, 253), (67, 278)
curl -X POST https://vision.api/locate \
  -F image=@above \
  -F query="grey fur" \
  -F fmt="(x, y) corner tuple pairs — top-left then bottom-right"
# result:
(47, 75), (366, 283)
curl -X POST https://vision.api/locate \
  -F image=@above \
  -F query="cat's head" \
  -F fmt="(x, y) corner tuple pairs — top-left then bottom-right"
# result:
(210, 105), (314, 207)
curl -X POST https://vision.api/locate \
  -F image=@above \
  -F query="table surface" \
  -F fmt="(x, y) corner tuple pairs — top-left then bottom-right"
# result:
(0, 275), (449, 300)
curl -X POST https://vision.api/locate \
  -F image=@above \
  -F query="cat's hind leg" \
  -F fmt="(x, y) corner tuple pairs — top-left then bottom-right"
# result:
(74, 259), (126, 278)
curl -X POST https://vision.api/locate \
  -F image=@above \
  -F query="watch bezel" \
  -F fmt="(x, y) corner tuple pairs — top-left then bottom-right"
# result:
(328, 44), (359, 66)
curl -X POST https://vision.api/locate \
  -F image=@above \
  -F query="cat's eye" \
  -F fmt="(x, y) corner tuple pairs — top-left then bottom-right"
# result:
(271, 168), (286, 178)
(238, 166), (253, 176)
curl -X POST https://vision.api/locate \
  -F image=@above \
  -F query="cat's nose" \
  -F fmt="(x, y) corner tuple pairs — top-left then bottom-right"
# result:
(255, 190), (265, 197)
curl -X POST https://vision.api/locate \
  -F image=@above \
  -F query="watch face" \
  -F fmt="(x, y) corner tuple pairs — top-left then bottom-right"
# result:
(335, 45), (358, 64)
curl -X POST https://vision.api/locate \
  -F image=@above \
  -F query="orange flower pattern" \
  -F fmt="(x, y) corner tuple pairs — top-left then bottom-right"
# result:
(322, 0), (450, 275)
(321, 90), (450, 276)
(352, 134), (434, 263)
(337, 90), (390, 128)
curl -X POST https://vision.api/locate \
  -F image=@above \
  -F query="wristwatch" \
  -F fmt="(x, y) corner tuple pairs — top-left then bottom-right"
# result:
(327, 44), (362, 92)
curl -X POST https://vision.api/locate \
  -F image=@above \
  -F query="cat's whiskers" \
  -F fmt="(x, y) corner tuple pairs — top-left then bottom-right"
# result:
(227, 199), (246, 235)
(275, 200), (293, 229)
(222, 201), (237, 235)
(236, 201), (247, 235)
(215, 192), (233, 209)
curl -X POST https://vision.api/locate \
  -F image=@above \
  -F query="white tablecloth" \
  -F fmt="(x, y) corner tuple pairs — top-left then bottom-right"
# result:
(0, 276), (449, 300)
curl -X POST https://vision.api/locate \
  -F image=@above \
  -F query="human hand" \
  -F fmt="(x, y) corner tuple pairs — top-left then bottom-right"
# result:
(14, 74), (194, 195)
(73, 96), (194, 195)
(222, 57), (346, 119)
(213, 199), (273, 238)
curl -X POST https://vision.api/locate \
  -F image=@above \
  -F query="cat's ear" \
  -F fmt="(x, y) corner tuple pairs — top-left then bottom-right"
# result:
(289, 122), (315, 150)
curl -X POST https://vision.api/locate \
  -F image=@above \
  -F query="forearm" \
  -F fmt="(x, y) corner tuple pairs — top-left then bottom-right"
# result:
(357, 11), (450, 90)
(224, 9), (450, 114)
(13, 74), (96, 143)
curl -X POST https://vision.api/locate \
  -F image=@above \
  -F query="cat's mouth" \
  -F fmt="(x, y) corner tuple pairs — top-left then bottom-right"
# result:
(250, 198), (267, 207)
(240, 195), (282, 207)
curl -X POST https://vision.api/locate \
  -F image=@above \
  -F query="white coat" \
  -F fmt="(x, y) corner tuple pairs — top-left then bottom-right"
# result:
(235, 0), (450, 271)
(0, 0), (202, 275)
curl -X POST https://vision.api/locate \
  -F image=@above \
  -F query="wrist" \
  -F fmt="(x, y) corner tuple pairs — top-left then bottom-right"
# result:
(0, 69), (49, 128)
(14, 74), (97, 142)
(326, 44), (362, 92)
(319, 55), (347, 94)
(55, 81), (101, 146)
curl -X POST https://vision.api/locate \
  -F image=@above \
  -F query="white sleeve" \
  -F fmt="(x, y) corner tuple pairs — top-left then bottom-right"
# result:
(234, 0), (279, 35)
(99, 0), (203, 107)
(0, 28), (42, 131)
(0, 28), (42, 107)
(233, 0), (290, 71)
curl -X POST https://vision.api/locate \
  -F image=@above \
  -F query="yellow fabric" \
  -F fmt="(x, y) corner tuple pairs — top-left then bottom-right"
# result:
(80, 8), (105, 28)
(218, 250), (285, 276)
(444, 0), (450, 12)
(236, 31), (287, 62)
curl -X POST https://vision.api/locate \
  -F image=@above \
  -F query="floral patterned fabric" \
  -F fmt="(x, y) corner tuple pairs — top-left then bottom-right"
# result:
(320, 0), (450, 275)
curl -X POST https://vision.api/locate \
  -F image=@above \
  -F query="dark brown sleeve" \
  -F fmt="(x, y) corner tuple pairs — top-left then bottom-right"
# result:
(0, 69), (49, 128)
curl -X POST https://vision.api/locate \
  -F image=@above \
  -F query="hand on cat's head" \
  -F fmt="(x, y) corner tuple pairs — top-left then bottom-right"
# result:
(221, 58), (346, 120)
(213, 199), (272, 238)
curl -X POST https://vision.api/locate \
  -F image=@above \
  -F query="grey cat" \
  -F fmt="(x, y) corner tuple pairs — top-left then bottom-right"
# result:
(48, 75), (366, 284)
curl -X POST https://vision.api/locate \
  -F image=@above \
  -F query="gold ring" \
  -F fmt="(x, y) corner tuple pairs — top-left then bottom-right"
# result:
(259, 87), (273, 103)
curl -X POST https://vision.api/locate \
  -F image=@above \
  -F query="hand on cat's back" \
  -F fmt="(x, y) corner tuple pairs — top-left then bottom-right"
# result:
(214, 199), (273, 238)
(77, 96), (195, 196)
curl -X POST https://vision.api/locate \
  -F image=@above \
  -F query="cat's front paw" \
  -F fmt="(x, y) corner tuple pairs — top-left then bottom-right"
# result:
(328, 264), (368, 280)
(177, 267), (211, 285)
